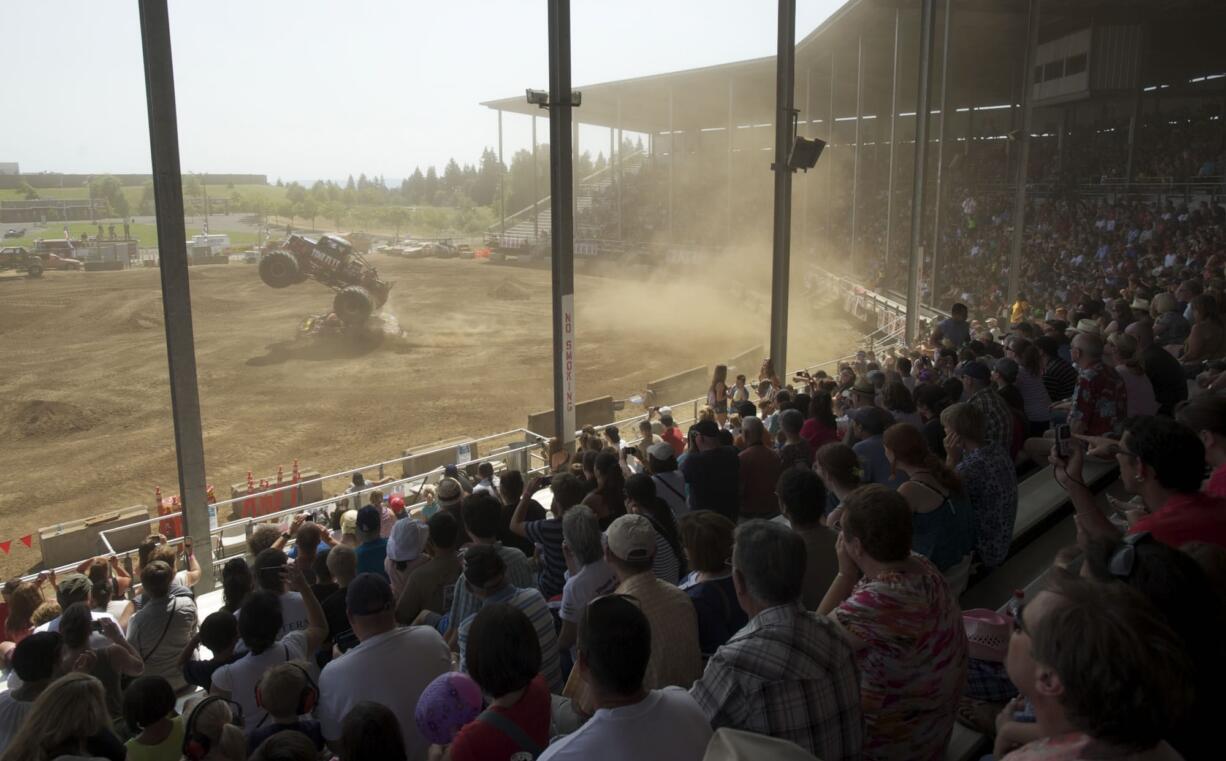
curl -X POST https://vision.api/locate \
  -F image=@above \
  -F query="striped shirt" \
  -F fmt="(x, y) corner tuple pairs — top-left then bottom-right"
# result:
(447, 543), (536, 638)
(524, 518), (567, 598)
(458, 584), (563, 693)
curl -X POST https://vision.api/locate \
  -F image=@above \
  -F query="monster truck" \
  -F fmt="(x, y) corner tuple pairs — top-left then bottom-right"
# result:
(0, 247), (43, 278)
(258, 233), (392, 325)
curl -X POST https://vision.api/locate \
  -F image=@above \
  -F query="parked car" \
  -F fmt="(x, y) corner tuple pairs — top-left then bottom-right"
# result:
(4, 228), (26, 239)
(32, 239), (84, 270)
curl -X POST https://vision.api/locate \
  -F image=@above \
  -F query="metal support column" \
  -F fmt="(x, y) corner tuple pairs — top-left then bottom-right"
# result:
(137, 0), (213, 590)
(498, 109), (505, 233)
(930, 0), (953, 306)
(826, 53), (836, 241)
(802, 67), (812, 251)
(769, 0), (796, 375)
(850, 35), (864, 272)
(884, 8), (901, 274)
(616, 96), (623, 241)
(547, 0), (577, 446)
(905, 0), (937, 343)
(668, 88), (675, 243)
(727, 77), (734, 242)
(532, 115), (540, 239)
(1006, 0), (1040, 308)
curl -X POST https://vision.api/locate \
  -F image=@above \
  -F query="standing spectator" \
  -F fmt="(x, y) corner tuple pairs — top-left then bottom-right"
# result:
(1036, 336), (1078, 402)
(775, 468), (838, 608)
(353, 505), (389, 579)
(456, 546), (562, 693)
(998, 575), (1191, 761)
(1175, 395), (1226, 496)
(557, 506), (618, 660)
(251, 549), (310, 637)
(624, 474), (685, 584)
(914, 383), (952, 459)
(820, 485), (968, 761)
(539, 596), (712, 761)
(0, 632), (65, 754)
(778, 409), (815, 470)
(337, 702), (407, 761)
(179, 610), (241, 692)
(511, 476), (584, 598)
(445, 495), (536, 646)
(496, 470), (547, 557)
(1, 673), (125, 761)
(942, 403), (1018, 569)
(847, 407), (904, 488)
(1126, 321), (1187, 415)
(321, 544), (359, 656)
(1066, 332), (1128, 436)
(385, 518), (430, 600)
(1006, 338), (1053, 435)
(59, 602), (143, 723)
(738, 417), (783, 520)
(882, 382), (922, 429)
(692, 521), (862, 760)
(708, 364), (730, 426)
(472, 462), (500, 497)
(1106, 333), (1159, 417)
(2, 581), (45, 647)
(395, 511), (462, 626)
(654, 406), (687, 456)
(932, 302), (972, 348)
(681, 419), (741, 521)
(317, 573), (451, 761)
(246, 663), (326, 753)
(581, 451), (627, 529)
(122, 675), (184, 761)
(677, 511), (746, 657)
(445, 604), (552, 761)
(647, 442), (688, 517)
(605, 515), (703, 689)
(960, 360), (1014, 451)
(126, 560), (197, 693)
(211, 568), (327, 731)
(221, 558), (252, 614)
(801, 391), (841, 452)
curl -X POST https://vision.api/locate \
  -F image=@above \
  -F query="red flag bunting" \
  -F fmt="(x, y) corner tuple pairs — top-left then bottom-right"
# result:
(0, 541), (10, 555)
(19, 535), (32, 548)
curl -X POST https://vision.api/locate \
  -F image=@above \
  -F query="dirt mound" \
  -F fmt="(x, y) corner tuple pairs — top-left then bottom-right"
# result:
(8, 400), (100, 439)
(125, 310), (163, 331)
(490, 279), (532, 301)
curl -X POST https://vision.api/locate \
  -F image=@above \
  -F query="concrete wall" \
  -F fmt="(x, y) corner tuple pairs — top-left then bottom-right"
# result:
(39, 506), (151, 568)
(227, 470), (324, 521)
(401, 438), (480, 479)
(725, 344), (764, 380)
(646, 366), (710, 408)
(527, 396), (615, 437)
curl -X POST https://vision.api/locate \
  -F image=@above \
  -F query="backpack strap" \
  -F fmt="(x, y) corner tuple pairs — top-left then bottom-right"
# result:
(476, 709), (543, 759)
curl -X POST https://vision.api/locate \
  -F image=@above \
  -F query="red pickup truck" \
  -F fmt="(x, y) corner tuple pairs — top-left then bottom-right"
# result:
(31, 240), (84, 270)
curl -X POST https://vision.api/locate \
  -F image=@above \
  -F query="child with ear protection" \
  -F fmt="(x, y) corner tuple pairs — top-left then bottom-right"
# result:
(245, 661), (326, 753)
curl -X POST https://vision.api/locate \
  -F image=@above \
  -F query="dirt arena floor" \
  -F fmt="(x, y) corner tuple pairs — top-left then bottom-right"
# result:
(0, 254), (860, 576)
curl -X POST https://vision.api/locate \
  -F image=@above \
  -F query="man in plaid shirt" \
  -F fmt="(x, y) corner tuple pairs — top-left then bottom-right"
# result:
(689, 521), (862, 760)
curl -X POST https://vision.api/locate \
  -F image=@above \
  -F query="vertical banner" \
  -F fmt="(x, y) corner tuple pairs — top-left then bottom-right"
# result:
(562, 294), (576, 442)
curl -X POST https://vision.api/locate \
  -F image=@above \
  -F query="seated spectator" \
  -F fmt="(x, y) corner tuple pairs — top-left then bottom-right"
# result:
(913, 383), (951, 459)
(737, 417), (783, 520)
(778, 409), (815, 470)
(677, 511), (746, 657)
(815, 442), (864, 525)
(251, 548), (310, 637)
(801, 391), (841, 452)
(624, 474), (684, 583)
(1175, 394), (1226, 496)
(317, 573), (450, 760)
(60, 602), (143, 723)
(1126, 321), (1187, 415)
(882, 381), (922, 429)
(511, 475), (584, 597)
(1036, 336), (1077, 402)
(182, 695), (247, 761)
(884, 423), (976, 581)
(1153, 292), (1191, 347)
(1066, 332), (1128, 436)
(1005, 338), (1054, 435)
(221, 557), (252, 614)
(681, 419), (741, 522)
(122, 675), (183, 761)
(1106, 333), (1159, 417)
(211, 566), (327, 731)
(647, 441), (688, 517)
(820, 485), (968, 761)
(395, 510), (463, 626)
(558, 506), (618, 660)
(1055, 415), (1226, 547)
(496, 470), (547, 556)
(180, 610), (241, 692)
(960, 360), (1014, 452)
(0, 632), (65, 753)
(353, 505), (389, 580)
(337, 701), (407, 761)
(847, 406), (903, 488)
(582, 451), (628, 528)
(540, 596), (712, 761)
(385, 518), (430, 599)
(249, 730), (318, 761)
(126, 560), (197, 693)
(321, 544), (359, 656)
(457, 545), (562, 692)
(776, 468), (838, 608)
(998, 573), (1192, 761)
(246, 662), (326, 753)
(692, 521), (861, 759)
(942, 402), (1018, 569)
(605, 514), (703, 689)
(1, 672), (126, 761)
(444, 604), (552, 761)
(1182, 292), (1226, 362)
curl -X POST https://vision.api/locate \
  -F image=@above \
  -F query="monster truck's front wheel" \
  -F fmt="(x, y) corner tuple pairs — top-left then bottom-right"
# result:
(259, 251), (300, 288)
(26, 263), (43, 278)
(333, 286), (374, 324)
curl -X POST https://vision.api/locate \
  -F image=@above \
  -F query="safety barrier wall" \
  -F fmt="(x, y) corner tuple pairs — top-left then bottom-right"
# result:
(526, 396), (615, 440)
(645, 366), (710, 409)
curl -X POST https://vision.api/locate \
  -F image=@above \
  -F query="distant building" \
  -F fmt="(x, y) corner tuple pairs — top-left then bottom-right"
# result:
(0, 163), (18, 175)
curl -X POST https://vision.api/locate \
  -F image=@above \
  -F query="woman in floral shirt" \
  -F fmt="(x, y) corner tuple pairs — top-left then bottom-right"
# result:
(818, 485), (968, 761)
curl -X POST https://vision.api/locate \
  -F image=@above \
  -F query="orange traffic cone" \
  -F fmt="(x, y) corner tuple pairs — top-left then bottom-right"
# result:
(244, 470), (256, 519)
(290, 460), (301, 508)
(276, 466), (285, 510)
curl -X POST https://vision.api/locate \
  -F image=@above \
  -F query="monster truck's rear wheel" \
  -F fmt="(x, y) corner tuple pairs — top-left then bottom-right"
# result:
(333, 286), (374, 324)
(258, 251), (299, 288)
(26, 263), (42, 278)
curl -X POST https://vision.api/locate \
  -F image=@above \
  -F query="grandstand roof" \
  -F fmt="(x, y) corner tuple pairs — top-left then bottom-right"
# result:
(481, 0), (1225, 135)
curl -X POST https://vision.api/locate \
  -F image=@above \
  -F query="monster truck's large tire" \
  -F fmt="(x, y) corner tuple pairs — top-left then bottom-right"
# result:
(333, 286), (374, 324)
(258, 251), (300, 288)
(26, 262), (43, 278)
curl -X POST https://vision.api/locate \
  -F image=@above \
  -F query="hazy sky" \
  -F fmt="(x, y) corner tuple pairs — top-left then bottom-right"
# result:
(1, 1), (843, 182)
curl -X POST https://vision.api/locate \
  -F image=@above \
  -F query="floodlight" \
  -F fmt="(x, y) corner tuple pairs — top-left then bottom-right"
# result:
(788, 136), (826, 172)
(526, 89), (549, 106)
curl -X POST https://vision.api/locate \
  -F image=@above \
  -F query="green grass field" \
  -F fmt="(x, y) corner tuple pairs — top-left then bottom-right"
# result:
(0, 183), (286, 209)
(2, 220), (260, 251)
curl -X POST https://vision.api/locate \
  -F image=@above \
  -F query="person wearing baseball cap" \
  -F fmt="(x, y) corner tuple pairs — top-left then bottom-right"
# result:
(959, 360), (1013, 452)
(847, 406), (903, 488)
(650, 405), (686, 457)
(353, 505), (389, 580)
(317, 572), (450, 759)
(604, 515), (702, 690)
(646, 441), (687, 517)
(680, 419), (740, 522)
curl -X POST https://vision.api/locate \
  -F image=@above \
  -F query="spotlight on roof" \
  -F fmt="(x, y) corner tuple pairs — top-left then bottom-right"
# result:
(788, 136), (826, 172)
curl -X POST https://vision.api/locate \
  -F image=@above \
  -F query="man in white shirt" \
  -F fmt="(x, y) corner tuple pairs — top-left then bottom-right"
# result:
(210, 566), (328, 730)
(250, 548), (310, 637)
(317, 573), (451, 761)
(539, 595), (712, 761)
(472, 461), (501, 497)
